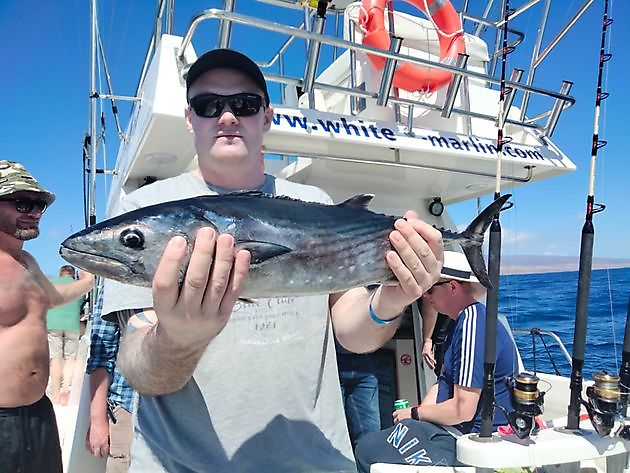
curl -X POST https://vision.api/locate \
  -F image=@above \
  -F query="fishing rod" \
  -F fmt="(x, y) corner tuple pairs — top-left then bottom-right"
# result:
(618, 294), (630, 438)
(478, 0), (513, 439)
(565, 0), (612, 432)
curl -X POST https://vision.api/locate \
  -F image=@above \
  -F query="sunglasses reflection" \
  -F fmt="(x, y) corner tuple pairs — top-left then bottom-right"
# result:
(189, 93), (263, 118)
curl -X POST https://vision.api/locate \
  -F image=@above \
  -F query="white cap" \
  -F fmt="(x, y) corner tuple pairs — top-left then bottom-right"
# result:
(441, 251), (479, 283)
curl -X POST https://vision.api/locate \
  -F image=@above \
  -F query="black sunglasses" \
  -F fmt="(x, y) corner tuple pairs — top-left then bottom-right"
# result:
(0, 198), (48, 214)
(427, 280), (450, 295)
(188, 93), (264, 118)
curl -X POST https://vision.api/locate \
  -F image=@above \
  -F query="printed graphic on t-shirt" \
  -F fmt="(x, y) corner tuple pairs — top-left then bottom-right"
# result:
(228, 295), (327, 346)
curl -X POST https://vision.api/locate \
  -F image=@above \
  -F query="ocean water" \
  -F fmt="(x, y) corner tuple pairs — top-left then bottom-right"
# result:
(500, 266), (630, 380)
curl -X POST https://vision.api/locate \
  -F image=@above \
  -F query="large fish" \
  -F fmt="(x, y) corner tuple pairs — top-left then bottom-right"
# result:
(60, 192), (510, 296)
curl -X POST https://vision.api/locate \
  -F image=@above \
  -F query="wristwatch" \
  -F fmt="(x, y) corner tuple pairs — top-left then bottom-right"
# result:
(411, 406), (420, 421)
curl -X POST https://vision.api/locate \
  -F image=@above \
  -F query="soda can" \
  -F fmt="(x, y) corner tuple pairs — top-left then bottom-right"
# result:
(394, 399), (410, 410)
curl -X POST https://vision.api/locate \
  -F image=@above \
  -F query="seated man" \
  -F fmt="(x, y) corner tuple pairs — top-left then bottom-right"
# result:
(355, 251), (519, 470)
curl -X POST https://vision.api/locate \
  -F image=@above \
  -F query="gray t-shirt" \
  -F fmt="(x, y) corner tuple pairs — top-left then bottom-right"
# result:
(102, 171), (356, 472)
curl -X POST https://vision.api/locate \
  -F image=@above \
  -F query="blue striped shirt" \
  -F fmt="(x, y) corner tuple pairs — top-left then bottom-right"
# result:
(85, 290), (135, 413)
(436, 301), (518, 433)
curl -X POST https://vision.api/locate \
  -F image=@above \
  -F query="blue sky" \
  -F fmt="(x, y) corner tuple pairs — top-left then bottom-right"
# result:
(0, 1), (628, 278)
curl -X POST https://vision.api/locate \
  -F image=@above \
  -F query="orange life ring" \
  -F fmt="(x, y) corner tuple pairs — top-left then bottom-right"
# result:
(359, 0), (466, 93)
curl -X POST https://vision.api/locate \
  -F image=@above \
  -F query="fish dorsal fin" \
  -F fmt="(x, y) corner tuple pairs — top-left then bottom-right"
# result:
(220, 191), (319, 206)
(339, 194), (374, 209)
(223, 191), (304, 204)
(225, 190), (270, 198)
(236, 241), (291, 264)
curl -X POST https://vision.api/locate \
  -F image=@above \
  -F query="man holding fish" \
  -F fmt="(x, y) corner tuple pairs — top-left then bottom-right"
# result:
(81, 49), (444, 472)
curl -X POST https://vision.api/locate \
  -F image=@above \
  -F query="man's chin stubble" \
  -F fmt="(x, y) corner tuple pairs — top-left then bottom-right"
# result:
(15, 228), (40, 241)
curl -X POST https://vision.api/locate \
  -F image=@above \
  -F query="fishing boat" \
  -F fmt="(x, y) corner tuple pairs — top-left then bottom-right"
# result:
(59, 0), (629, 471)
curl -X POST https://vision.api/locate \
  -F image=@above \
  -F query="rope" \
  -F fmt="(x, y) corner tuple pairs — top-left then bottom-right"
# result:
(531, 331), (537, 374)
(356, 4), (369, 34)
(420, 0), (463, 38)
(358, 1), (464, 37)
(538, 332), (562, 376)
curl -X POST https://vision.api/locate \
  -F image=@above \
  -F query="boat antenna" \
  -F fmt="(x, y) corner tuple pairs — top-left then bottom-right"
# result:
(87, 0), (98, 228)
(82, 0), (99, 319)
(478, 0), (513, 439)
(565, 0), (612, 431)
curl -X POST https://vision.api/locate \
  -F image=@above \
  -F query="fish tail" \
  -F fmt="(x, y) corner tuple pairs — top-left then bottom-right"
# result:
(458, 194), (511, 289)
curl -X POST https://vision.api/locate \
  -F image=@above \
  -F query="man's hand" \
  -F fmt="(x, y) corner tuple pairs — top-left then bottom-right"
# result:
(393, 406), (413, 424)
(77, 269), (95, 284)
(379, 211), (443, 310)
(422, 339), (436, 369)
(85, 416), (110, 459)
(152, 227), (251, 349)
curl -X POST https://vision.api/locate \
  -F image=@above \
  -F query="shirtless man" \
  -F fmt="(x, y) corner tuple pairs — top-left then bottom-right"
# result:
(0, 160), (95, 473)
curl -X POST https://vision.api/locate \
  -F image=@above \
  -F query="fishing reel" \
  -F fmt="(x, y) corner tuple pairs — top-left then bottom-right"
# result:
(504, 372), (545, 439)
(583, 372), (622, 437)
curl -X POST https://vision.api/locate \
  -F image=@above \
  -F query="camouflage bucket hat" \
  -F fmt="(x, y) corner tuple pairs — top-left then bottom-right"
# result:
(0, 160), (55, 205)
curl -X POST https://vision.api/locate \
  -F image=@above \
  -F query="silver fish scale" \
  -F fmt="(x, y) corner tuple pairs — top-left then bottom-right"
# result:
(241, 209), (397, 297)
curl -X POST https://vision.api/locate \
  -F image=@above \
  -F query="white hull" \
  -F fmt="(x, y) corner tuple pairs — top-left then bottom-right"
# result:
(55, 331), (106, 472)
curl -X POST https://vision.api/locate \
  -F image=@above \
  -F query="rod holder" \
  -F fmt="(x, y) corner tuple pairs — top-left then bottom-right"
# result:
(543, 80), (573, 138)
(441, 54), (469, 119)
(348, 16), (358, 115)
(495, 68), (524, 128)
(302, 15), (326, 95)
(406, 105), (415, 136)
(376, 36), (403, 107)
(566, 219), (595, 430)
(479, 215), (503, 438)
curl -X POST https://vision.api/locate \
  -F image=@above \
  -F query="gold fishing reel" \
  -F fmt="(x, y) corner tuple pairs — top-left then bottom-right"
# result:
(505, 372), (545, 439)
(585, 371), (622, 436)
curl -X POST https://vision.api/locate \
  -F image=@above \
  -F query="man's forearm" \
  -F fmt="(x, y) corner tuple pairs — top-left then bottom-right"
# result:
(332, 287), (403, 354)
(421, 297), (438, 342)
(418, 393), (479, 426)
(52, 278), (94, 307)
(118, 324), (209, 396)
(88, 368), (110, 422)
(418, 399), (467, 426)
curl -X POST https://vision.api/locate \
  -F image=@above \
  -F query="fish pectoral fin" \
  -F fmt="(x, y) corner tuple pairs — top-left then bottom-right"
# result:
(237, 241), (292, 264)
(339, 194), (374, 209)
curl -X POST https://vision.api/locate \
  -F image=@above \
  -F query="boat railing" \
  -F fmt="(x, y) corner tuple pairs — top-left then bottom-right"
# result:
(512, 327), (573, 375)
(172, 5), (576, 141)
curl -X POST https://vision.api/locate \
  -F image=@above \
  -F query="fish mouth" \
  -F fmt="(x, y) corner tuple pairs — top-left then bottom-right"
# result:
(59, 246), (146, 283)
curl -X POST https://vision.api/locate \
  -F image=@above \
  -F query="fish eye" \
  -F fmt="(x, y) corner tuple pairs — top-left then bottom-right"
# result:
(119, 228), (145, 249)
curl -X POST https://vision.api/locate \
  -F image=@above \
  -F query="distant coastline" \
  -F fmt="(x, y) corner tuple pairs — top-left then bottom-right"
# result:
(500, 255), (630, 275)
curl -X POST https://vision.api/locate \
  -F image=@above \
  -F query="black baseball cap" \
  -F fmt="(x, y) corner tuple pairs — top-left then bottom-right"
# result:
(185, 49), (270, 105)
